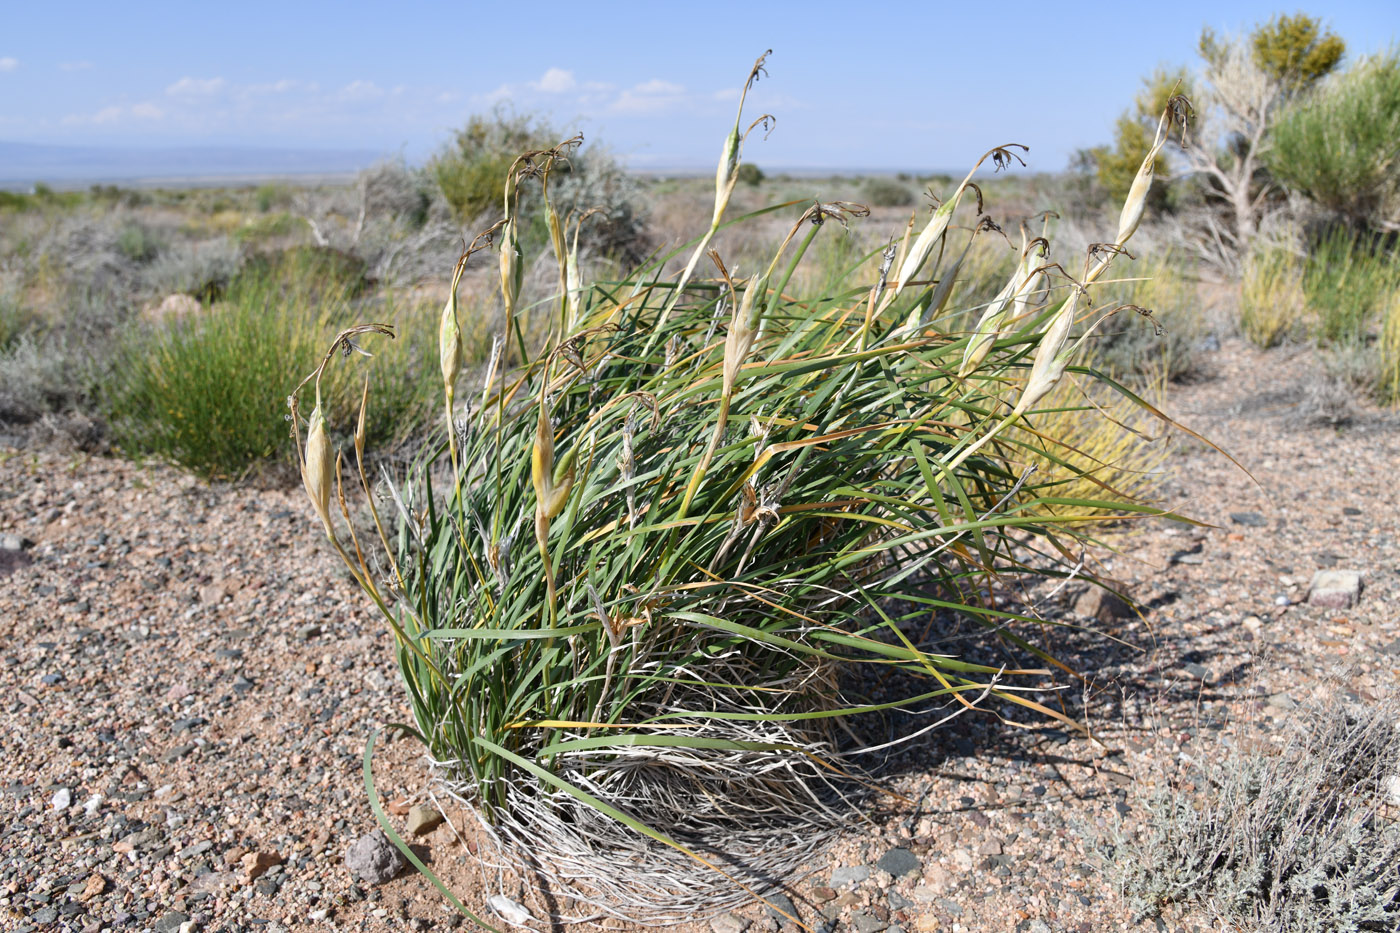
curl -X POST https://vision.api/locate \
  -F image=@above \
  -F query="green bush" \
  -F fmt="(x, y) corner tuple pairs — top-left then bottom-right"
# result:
(736, 162), (764, 186)
(430, 111), (648, 261)
(115, 222), (163, 263)
(104, 263), (438, 478)
(1303, 227), (1400, 345)
(861, 176), (915, 207)
(1268, 52), (1400, 227)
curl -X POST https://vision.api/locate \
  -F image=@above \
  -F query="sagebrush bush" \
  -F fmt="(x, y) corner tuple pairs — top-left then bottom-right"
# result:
(861, 176), (916, 207)
(293, 55), (1196, 925)
(1268, 51), (1400, 228)
(1115, 694), (1400, 931)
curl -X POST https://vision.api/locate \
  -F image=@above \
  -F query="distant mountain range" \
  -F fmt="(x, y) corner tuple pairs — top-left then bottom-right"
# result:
(0, 141), (388, 188)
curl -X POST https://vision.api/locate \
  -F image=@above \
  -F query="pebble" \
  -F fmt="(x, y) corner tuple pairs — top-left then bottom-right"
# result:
(1073, 587), (1134, 622)
(875, 847), (921, 879)
(711, 912), (750, 933)
(405, 804), (444, 836)
(831, 865), (870, 887)
(50, 786), (71, 811)
(1307, 569), (1363, 609)
(344, 830), (405, 885)
(764, 891), (798, 925)
(0, 532), (34, 550)
(1229, 511), (1267, 528)
(486, 894), (532, 926)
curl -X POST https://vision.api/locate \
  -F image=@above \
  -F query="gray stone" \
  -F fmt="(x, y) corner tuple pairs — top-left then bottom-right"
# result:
(1382, 639), (1400, 657)
(1182, 662), (1213, 683)
(0, 532), (34, 551)
(1073, 587), (1135, 622)
(154, 912), (189, 933)
(295, 624), (322, 641)
(1266, 693), (1298, 710)
(344, 830), (405, 885)
(405, 805), (443, 836)
(764, 892), (797, 925)
(830, 865), (870, 887)
(875, 846), (921, 879)
(977, 837), (1002, 856)
(1307, 570), (1362, 609)
(850, 912), (887, 933)
(1229, 511), (1267, 528)
(711, 913), (749, 933)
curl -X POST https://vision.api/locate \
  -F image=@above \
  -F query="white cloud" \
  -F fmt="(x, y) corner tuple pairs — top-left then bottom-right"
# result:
(166, 76), (226, 96)
(246, 79), (298, 94)
(611, 79), (687, 114)
(60, 61), (93, 72)
(531, 67), (576, 94)
(633, 79), (684, 96)
(0, 57), (18, 73)
(68, 102), (164, 125)
(339, 80), (384, 101)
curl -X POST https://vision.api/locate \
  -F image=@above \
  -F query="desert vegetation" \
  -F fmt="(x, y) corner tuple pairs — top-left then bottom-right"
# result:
(2, 13), (1398, 932)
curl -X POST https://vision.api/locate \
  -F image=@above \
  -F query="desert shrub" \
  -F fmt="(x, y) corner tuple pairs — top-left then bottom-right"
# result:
(736, 162), (764, 186)
(234, 245), (369, 300)
(1116, 694), (1400, 930)
(232, 211), (300, 245)
(290, 60), (1196, 924)
(861, 176), (915, 207)
(0, 288), (33, 352)
(1380, 290), (1400, 403)
(1090, 252), (1199, 382)
(1267, 51), (1400, 228)
(1240, 240), (1307, 347)
(431, 111), (648, 261)
(254, 183), (294, 213)
(141, 237), (243, 302)
(1302, 227), (1400, 345)
(114, 221), (163, 263)
(104, 267), (439, 478)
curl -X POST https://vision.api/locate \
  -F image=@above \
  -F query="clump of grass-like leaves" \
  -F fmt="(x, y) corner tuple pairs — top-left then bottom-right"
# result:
(293, 55), (1194, 924)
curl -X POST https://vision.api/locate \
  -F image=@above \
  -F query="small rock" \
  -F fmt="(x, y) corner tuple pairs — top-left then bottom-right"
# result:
(296, 623), (322, 641)
(153, 912), (189, 933)
(241, 850), (282, 881)
(764, 892), (798, 925)
(875, 846), (921, 879)
(1073, 587), (1134, 622)
(711, 912), (750, 933)
(0, 532), (34, 550)
(1229, 511), (1267, 528)
(344, 830), (405, 885)
(1241, 614), (1264, 632)
(977, 837), (1002, 857)
(51, 787), (71, 811)
(1385, 774), (1400, 808)
(486, 894), (532, 926)
(1307, 570), (1362, 609)
(831, 865), (870, 887)
(851, 912), (887, 933)
(1381, 640), (1400, 657)
(1182, 662), (1213, 683)
(1266, 693), (1298, 710)
(82, 793), (102, 817)
(200, 581), (229, 606)
(405, 805), (443, 836)
(80, 874), (107, 900)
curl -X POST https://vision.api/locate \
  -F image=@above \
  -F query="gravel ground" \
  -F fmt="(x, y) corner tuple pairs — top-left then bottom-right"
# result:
(2, 337), (1397, 933)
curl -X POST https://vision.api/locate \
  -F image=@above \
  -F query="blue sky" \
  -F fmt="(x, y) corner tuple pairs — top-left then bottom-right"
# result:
(2, 1), (1396, 172)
